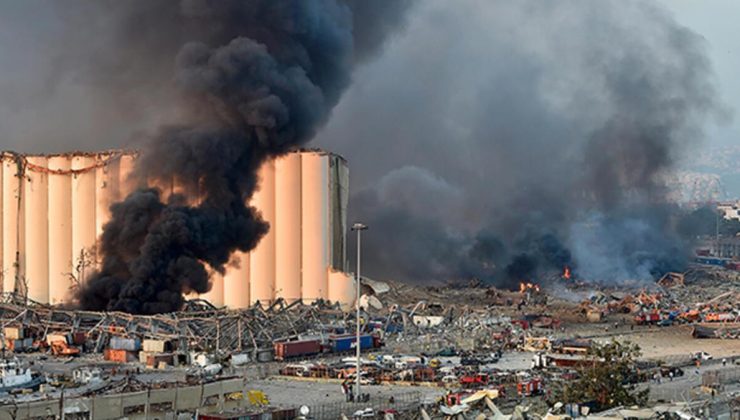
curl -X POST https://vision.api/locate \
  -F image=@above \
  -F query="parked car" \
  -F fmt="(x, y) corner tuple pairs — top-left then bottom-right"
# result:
(435, 347), (457, 357)
(691, 351), (712, 361)
(441, 374), (458, 386)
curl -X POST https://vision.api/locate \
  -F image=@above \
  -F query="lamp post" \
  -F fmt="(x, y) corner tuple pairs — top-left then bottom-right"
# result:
(351, 222), (368, 401)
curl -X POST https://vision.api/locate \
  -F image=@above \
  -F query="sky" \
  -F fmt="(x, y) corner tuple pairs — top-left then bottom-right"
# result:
(657, 0), (740, 148)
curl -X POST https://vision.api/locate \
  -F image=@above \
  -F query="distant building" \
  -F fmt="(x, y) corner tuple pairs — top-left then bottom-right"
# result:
(716, 201), (740, 221)
(699, 236), (740, 259)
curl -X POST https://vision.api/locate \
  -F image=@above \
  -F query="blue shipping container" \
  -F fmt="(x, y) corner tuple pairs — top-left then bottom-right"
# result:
(330, 335), (373, 352)
(109, 337), (141, 351)
(695, 257), (729, 266)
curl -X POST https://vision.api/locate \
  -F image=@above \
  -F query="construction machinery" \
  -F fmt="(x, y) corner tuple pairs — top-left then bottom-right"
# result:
(50, 341), (80, 357)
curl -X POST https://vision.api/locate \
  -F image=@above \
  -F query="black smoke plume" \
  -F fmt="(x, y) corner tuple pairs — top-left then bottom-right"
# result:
(317, 0), (723, 289)
(76, 1), (414, 314)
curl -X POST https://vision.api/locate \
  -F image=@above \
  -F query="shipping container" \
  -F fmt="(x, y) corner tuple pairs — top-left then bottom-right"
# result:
(139, 351), (152, 364)
(695, 256), (731, 266)
(231, 353), (250, 366)
(104, 348), (138, 363)
(329, 334), (374, 353)
(142, 339), (170, 353)
(273, 339), (321, 360)
(146, 353), (174, 367)
(109, 337), (142, 351)
(3, 327), (23, 339)
(6, 339), (25, 352)
(71, 333), (87, 346)
(257, 350), (274, 362)
(46, 334), (68, 345)
(725, 261), (740, 271)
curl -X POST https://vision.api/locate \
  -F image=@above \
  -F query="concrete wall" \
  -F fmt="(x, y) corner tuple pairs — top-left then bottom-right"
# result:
(0, 378), (251, 420)
(0, 149), (351, 308)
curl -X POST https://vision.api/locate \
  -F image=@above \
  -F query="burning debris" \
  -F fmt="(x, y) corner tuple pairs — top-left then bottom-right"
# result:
(519, 282), (541, 294)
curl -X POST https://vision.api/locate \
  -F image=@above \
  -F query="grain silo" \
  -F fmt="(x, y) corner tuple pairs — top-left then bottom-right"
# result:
(0, 149), (353, 309)
(24, 156), (50, 303)
(274, 153), (303, 303)
(249, 160), (276, 304)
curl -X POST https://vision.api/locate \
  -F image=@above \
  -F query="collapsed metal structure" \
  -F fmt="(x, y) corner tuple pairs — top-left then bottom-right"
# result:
(0, 293), (350, 355)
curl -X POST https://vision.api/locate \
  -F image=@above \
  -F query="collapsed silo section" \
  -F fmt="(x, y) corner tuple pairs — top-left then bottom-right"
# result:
(249, 160), (276, 305)
(71, 155), (97, 282)
(275, 154), (302, 303)
(47, 156), (73, 305)
(95, 153), (120, 239)
(301, 152), (329, 302)
(2, 154), (23, 294)
(118, 153), (138, 199)
(328, 269), (356, 311)
(24, 156), (49, 303)
(325, 153), (350, 277)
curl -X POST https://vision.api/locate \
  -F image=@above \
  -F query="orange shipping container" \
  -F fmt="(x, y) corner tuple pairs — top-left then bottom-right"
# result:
(104, 348), (138, 363)
(146, 353), (174, 367)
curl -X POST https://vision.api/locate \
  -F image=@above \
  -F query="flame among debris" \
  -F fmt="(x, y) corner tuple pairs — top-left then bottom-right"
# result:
(519, 282), (541, 294)
(562, 266), (572, 280)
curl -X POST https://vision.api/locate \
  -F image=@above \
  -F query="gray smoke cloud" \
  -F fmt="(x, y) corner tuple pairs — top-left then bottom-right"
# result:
(317, 0), (722, 287)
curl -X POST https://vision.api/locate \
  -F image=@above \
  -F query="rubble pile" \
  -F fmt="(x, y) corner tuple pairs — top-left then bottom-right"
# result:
(568, 267), (739, 337)
(0, 263), (735, 418)
(0, 295), (354, 357)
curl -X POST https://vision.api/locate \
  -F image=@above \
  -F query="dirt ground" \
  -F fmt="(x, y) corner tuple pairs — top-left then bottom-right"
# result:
(564, 322), (740, 359)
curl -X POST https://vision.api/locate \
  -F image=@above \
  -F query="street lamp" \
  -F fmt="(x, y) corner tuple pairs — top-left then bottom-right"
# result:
(351, 222), (368, 401)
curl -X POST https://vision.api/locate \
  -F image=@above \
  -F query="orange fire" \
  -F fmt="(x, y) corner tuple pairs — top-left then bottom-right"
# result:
(519, 282), (540, 293)
(562, 266), (571, 280)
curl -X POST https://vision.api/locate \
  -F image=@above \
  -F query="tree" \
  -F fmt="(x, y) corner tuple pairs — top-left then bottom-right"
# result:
(555, 341), (648, 411)
(677, 205), (740, 239)
(677, 206), (717, 238)
(66, 249), (99, 295)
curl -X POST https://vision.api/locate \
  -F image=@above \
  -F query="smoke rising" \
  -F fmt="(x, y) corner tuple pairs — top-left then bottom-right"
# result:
(317, 0), (722, 287)
(74, 0), (413, 314)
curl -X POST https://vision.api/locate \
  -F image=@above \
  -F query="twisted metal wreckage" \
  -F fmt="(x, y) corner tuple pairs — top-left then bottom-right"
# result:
(0, 293), (354, 356)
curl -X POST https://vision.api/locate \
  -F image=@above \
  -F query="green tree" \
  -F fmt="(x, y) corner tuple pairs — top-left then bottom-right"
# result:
(555, 341), (648, 411)
(677, 205), (740, 238)
(677, 206), (717, 238)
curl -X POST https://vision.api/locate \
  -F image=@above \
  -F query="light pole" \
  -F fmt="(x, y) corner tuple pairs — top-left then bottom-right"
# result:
(351, 222), (368, 402)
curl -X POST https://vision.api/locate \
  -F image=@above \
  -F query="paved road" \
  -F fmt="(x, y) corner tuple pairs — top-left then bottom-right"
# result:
(642, 362), (739, 402)
(247, 377), (444, 407)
